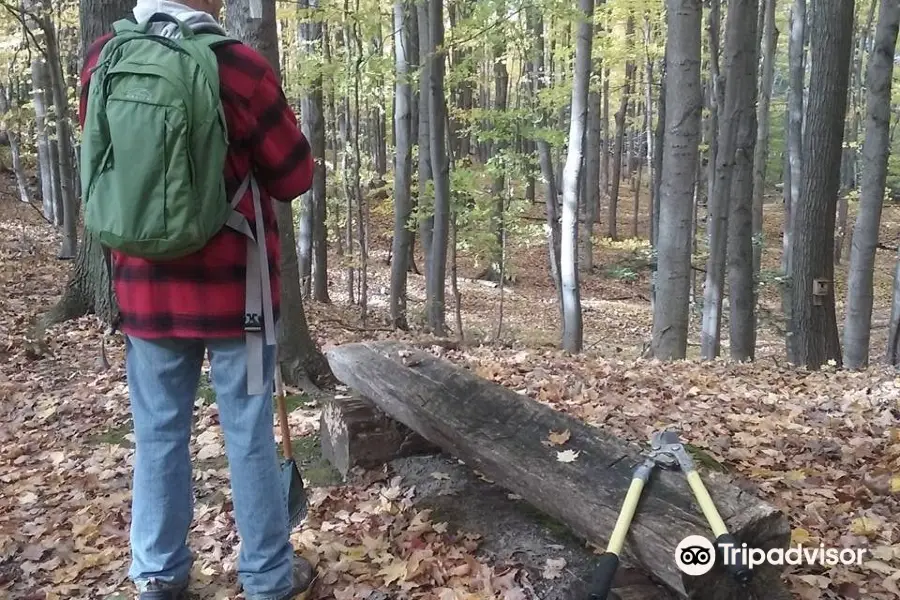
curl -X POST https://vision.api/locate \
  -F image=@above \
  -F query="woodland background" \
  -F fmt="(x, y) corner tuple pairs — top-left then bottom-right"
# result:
(1, 0), (900, 598)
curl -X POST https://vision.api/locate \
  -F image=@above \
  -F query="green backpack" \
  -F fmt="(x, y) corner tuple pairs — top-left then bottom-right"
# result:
(80, 14), (276, 396)
(80, 14), (234, 259)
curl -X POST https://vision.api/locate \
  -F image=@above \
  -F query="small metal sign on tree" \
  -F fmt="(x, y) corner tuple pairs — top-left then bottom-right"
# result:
(249, 0), (262, 18)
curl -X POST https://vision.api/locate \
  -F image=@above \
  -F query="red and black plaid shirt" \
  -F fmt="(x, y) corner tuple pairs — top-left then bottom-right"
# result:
(79, 31), (313, 339)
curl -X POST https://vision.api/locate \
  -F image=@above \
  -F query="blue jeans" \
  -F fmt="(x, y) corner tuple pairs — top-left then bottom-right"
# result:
(125, 335), (294, 600)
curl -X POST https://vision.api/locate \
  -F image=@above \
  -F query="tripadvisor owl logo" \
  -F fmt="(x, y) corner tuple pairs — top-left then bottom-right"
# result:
(674, 535), (869, 575)
(675, 535), (716, 576)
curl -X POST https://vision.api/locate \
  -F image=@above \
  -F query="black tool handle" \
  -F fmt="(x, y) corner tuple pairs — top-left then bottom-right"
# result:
(715, 533), (753, 583)
(583, 552), (620, 599)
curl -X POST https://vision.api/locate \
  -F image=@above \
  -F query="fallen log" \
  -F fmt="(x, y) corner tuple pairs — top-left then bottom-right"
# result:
(319, 393), (440, 478)
(325, 341), (792, 600)
(387, 453), (676, 600)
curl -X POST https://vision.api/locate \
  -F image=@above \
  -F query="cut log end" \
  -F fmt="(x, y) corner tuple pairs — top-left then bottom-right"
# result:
(319, 393), (441, 478)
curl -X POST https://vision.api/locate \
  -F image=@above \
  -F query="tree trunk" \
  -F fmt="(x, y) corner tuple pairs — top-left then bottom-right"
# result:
(31, 58), (54, 221)
(486, 9), (509, 282)
(227, 0), (333, 387)
(600, 68), (610, 198)
(296, 0), (328, 303)
(608, 17), (635, 241)
(632, 99), (644, 239)
(788, 0), (855, 369)
(651, 0), (702, 361)
(837, 0), (877, 266)
(701, 0), (758, 360)
(725, 0), (760, 361)
(581, 80), (601, 272)
(529, 10), (563, 319)
(391, 0), (414, 330)
(40, 7), (78, 259)
(784, 0), (806, 299)
(651, 58), (665, 250)
(643, 15), (656, 245)
(752, 0), (777, 286)
(297, 1), (313, 299)
(845, 0), (900, 368)
(560, 0), (593, 353)
(0, 85), (31, 204)
(706, 0), (723, 223)
(78, 0), (131, 57)
(426, 0), (449, 335)
(351, 4), (368, 322)
(37, 0), (132, 338)
(417, 0), (434, 280)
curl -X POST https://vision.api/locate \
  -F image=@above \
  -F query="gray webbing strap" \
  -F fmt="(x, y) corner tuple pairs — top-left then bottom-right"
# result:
(226, 174), (276, 396)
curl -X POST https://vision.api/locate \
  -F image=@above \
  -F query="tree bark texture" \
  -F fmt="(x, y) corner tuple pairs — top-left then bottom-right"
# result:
(31, 58), (55, 223)
(751, 0), (778, 283)
(426, 0), (449, 335)
(416, 0), (434, 280)
(528, 9), (563, 319)
(40, 8), (78, 259)
(560, 0), (593, 353)
(846, 0), (900, 368)
(608, 16), (635, 241)
(391, 0), (414, 330)
(784, 0), (806, 286)
(581, 83), (601, 272)
(788, 0), (855, 369)
(298, 0), (329, 304)
(701, 0), (758, 360)
(652, 0), (702, 361)
(725, 0), (760, 361)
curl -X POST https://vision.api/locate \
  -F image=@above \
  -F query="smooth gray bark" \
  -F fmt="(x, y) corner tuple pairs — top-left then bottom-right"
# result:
(752, 0), (777, 282)
(784, 0), (805, 285)
(845, 0), (900, 368)
(528, 9), (563, 319)
(560, 0), (594, 353)
(40, 6), (78, 259)
(416, 1), (433, 279)
(725, 0), (760, 361)
(0, 85), (31, 205)
(390, 0), (414, 329)
(701, 0), (758, 359)
(608, 16), (634, 241)
(298, 0), (328, 303)
(426, 0), (449, 335)
(581, 84), (601, 272)
(31, 59), (54, 221)
(652, 0), (702, 360)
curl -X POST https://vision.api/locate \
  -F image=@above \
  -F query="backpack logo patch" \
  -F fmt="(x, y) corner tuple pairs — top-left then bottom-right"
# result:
(124, 87), (152, 102)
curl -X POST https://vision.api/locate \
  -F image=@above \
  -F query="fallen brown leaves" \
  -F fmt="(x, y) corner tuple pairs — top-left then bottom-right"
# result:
(421, 343), (900, 599)
(4, 184), (900, 599)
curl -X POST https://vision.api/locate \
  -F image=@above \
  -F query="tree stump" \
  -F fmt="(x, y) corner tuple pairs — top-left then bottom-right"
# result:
(319, 393), (440, 478)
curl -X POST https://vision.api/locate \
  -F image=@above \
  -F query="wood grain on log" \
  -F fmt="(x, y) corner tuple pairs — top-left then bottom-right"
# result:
(320, 393), (440, 478)
(325, 341), (791, 600)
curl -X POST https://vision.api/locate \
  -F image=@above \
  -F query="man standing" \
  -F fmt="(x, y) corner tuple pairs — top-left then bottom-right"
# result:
(78, 1), (315, 599)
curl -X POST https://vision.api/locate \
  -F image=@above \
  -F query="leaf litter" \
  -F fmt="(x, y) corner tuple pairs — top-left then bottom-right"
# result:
(4, 188), (900, 599)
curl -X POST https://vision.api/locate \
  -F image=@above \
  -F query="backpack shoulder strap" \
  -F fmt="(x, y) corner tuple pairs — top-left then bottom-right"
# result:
(225, 174), (275, 396)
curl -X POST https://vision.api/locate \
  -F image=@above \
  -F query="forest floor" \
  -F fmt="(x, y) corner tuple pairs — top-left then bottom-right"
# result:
(1, 173), (900, 600)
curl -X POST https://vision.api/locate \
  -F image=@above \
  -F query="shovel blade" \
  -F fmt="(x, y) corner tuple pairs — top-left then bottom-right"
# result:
(281, 458), (308, 528)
